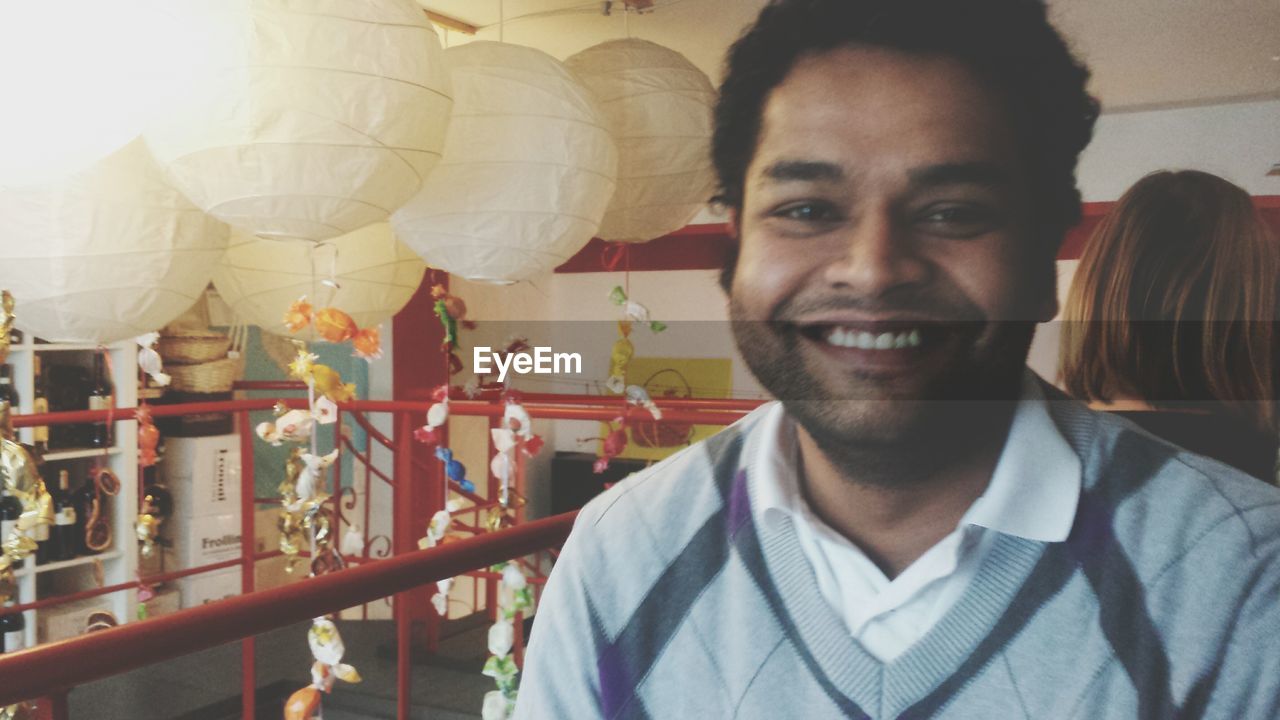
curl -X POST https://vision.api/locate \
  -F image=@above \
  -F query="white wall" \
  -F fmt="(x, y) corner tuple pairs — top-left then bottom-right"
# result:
(1078, 99), (1280, 200)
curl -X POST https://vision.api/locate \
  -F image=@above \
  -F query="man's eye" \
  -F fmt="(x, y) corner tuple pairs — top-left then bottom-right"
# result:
(774, 203), (838, 222)
(919, 205), (999, 236)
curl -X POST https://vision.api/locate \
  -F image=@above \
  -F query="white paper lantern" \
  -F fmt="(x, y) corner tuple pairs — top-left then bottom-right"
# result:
(565, 39), (717, 243)
(392, 42), (618, 283)
(212, 223), (427, 339)
(0, 140), (230, 344)
(144, 0), (453, 243)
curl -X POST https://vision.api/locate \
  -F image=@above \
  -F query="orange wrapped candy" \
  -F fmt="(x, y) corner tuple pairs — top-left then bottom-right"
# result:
(284, 297), (313, 333)
(284, 687), (321, 720)
(313, 307), (358, 343)
(352, 327), (382, 360)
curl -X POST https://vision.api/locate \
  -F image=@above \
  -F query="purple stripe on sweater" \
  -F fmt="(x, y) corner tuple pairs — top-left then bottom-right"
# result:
(1067, 492), (1112, 559)
(728, 469), (752, 538)
(598, 642), (629, 718)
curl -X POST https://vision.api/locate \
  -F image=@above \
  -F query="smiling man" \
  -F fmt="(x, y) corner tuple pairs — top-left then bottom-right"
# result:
(515, 1), (1280, 718)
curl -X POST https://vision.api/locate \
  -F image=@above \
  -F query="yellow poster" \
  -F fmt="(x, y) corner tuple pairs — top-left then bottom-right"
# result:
(606, 356), (733, 462)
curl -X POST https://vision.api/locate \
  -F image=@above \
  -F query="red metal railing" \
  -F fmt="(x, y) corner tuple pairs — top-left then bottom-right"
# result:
(1, 393), (760, 718)
(0, 513), (577, 705)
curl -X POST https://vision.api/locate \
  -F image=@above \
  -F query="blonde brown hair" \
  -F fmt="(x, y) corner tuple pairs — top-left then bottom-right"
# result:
(1060, 170), (1278, 432)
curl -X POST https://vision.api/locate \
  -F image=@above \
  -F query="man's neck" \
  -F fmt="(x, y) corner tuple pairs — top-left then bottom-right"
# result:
(794, 406), (1015, 578)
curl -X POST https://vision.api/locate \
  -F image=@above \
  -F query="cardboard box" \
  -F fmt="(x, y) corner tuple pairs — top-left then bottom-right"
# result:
(171, 512), (242, 568)
(162, 434), (242, 519)
(178, 568), (240, 609)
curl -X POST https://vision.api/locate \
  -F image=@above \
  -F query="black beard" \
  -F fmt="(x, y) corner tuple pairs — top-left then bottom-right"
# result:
(729, 302), (1035, 486)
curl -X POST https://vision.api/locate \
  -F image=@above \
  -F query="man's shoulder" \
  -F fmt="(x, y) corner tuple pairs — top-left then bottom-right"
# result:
(571, 404), (770, 554)
(1086, 408), (1280, 564)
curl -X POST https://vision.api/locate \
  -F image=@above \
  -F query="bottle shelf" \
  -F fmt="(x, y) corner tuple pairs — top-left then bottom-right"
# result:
(13, 550), (122, 578)
(41, 447), (122, 462)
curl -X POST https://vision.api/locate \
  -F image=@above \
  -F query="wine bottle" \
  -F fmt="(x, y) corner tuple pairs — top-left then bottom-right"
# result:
(141, 466), (173, 519)
(52, 469), (77, 562)
(0, 494), (23, 570)
(0, 605), (24, 653)
(87, 354), (114, 448)
(31, 355), (48, 454)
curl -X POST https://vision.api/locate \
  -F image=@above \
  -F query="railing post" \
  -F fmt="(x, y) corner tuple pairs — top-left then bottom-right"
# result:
(393, 411), (415, 720)
(48, 691), (69, 720)
(238, 410), (257, 720)
(485, 414), (500, 622)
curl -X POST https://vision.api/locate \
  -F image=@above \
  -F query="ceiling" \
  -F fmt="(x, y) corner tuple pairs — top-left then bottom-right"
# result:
(419, 0), (1280, 112)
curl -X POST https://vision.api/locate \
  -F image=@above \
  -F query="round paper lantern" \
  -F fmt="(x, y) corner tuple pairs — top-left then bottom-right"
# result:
(0, 140), (230, 344)
(212, 223), (427, 339)
(565, 39), (717, 243)
(392, 42), (618, 283)
(144, 0), (453, 243)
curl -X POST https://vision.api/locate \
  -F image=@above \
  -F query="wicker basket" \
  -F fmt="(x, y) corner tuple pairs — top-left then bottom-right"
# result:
(167, 356), (243, 394)
(158, 333), (232, 365)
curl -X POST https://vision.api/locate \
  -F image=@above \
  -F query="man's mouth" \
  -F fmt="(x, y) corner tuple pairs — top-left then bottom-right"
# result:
(792, 319), (961, 375)
(820, 326), (922, 350)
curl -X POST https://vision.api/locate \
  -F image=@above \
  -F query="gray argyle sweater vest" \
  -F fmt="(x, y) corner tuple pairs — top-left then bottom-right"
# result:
(515, 396), (1280, 719)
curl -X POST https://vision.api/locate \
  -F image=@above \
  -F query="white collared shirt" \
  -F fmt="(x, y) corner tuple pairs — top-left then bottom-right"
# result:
(752, 372), (1081, 662)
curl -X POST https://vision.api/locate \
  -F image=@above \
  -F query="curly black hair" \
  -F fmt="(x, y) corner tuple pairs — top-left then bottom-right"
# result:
(713, 0), (1099, 267)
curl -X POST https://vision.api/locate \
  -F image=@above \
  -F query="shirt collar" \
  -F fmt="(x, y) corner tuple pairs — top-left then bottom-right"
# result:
(751, 370), (1082, 543)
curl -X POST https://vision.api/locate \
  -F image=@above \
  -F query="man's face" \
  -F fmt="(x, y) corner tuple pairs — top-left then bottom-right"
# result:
(729, 46), (1055, 450)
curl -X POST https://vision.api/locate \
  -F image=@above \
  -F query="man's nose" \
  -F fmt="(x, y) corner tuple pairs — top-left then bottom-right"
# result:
(821, 207), (929, 296)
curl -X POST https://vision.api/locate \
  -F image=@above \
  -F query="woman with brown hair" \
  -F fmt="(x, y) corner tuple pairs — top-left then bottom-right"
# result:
(1060, 169), (1279, 481)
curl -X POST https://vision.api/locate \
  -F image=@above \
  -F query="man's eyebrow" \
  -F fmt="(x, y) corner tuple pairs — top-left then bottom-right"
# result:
(759, 160), (844, 183)
(908, 162), (1012, 189)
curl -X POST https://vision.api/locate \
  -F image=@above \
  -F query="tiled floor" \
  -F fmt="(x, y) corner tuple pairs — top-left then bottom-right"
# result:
(68, 619), (495, 720)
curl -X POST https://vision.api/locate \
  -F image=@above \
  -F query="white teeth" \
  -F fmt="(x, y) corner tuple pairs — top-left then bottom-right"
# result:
(824, 327), (924, 350)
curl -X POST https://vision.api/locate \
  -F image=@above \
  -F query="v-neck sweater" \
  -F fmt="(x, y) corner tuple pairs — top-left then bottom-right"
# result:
(515, 388), (1280, 720)
(750, 373), (1081, 663)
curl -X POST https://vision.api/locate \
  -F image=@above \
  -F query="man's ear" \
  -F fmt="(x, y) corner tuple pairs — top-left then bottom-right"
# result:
(718, 208), (741, 294)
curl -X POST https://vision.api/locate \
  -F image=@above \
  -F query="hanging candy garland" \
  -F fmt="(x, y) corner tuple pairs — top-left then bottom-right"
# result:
(481, 562), (534, 720)
(0, 291), (54, 608)
(413, 385), (475, 617)
(488, 391), (544, 529)
(604, 286), (665, 393)
(285, 296), (383, 360)
(266, 348), (361, 718)
(133, 404), (163, 559)
(431, 284), (473, 375)
(284, 616), (362, 720)
(583, 385), (662, 474)
(0, 703), (35, 720)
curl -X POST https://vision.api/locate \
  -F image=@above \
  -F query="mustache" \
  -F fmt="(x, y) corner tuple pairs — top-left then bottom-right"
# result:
(769, 293), (988, 324)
